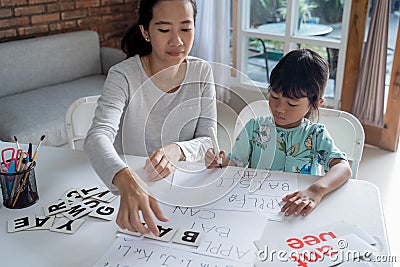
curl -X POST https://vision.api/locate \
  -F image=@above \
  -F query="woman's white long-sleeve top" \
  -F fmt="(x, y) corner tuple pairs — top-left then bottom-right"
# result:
(84, 55), (217, 191)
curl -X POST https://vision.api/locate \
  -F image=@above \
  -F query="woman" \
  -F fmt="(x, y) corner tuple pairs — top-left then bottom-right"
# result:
(84, 0), (216, 236)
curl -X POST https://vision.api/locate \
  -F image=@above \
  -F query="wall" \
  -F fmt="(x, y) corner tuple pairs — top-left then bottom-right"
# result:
(0, 0), (139, 48)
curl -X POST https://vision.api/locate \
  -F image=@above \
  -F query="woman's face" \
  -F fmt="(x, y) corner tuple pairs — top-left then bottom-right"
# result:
(142, 0), (195, 66)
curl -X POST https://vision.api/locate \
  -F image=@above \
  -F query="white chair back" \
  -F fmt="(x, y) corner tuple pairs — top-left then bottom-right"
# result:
(65, 95), (100, 150)
(233, 100), (364, 178)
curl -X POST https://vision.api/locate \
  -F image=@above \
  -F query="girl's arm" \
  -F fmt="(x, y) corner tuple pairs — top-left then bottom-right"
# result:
(308, 158), (352, 198)
(281, 158), (351, 216)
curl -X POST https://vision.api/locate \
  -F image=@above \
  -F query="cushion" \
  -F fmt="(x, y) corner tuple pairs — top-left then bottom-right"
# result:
(0, 31), (101, 98)
(0, 75), (106, 146)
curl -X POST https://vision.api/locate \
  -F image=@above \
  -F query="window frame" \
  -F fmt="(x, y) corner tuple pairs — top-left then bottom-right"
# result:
(230, 0), (352, 108)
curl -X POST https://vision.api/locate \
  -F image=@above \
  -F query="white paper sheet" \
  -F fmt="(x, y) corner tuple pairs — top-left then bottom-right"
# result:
(93, 235), (250, 267)
(133, 163), (298, 214)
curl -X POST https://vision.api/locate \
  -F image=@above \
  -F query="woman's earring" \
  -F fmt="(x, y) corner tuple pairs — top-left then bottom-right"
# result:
(145, 37), (150, 42)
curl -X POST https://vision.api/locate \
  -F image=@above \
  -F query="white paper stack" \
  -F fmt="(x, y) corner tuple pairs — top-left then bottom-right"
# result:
(253, 221), (380, 266)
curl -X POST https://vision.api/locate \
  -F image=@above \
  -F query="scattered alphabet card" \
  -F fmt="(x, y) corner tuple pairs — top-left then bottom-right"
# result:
(8, 215), (36, 232)
(7, 186), (117, 235)
(49, 217), (86, 234)
(27, 216), (55, 231)
(119, 226), (206, 248)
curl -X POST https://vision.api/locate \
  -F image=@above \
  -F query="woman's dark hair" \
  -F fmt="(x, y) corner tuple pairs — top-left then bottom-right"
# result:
(121, 0), (197, 58)
(269, 48), (329, 118)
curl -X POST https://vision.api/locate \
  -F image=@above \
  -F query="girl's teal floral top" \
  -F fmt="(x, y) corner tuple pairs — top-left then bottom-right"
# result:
(228, 116), (347, 175)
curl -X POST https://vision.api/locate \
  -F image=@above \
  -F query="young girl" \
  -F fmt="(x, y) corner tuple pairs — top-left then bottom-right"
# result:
(205, 49), (351, 217)
(85, 0), (216, 236)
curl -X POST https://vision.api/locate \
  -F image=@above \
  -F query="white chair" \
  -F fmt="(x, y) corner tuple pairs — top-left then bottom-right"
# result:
(233, 100), (365, 178)
(65, 95), (100, 150)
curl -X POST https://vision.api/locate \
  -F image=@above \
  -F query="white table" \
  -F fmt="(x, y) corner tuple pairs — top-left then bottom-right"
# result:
(0, 143), (391, 266)
(257, 176), (392, 266)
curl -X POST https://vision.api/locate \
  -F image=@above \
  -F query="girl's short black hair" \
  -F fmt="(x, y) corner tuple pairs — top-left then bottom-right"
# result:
(269, 48), (329, 117)
(121, 0), (197, 58)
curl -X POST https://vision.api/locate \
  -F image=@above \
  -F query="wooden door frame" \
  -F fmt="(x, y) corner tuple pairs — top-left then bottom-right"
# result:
(341, 0), (400, 152)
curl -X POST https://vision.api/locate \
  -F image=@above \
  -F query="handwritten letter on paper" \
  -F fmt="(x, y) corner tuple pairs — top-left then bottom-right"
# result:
(206, 169), (298, 214)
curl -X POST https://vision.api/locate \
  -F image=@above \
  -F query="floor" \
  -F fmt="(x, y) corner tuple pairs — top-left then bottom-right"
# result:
(358, 145), (400, 261)
(216, 105), (400, 264)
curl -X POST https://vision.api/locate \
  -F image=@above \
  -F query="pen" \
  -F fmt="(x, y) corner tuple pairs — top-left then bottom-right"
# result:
(208, 127), (222, 168)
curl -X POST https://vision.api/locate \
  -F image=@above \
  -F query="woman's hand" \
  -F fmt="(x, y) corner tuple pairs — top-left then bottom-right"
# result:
(280, 186), (324, 217)
(113, 167), (168, 236)
(144, 143), (183, 181)
(204, 148), (229, 168)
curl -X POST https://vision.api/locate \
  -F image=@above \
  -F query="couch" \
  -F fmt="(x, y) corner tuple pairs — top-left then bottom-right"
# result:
(0, 30), (125, 147)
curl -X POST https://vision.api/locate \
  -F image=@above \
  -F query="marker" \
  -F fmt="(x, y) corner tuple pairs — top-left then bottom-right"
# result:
(208, 127), (222, 168)
(169, 171), (175, 191)
(28, 143), (32, 162)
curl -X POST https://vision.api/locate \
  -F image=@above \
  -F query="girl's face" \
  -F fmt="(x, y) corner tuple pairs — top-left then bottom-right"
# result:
(268, 90), (313, 129)
(141, 0), (195, 67)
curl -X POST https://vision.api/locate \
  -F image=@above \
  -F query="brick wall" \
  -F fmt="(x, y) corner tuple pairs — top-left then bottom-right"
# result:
(0, 0), (139, 48)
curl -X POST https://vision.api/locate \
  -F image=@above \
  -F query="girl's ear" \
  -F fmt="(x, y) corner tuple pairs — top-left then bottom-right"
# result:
(139, 25), (150, 42)
(316, 98), (325, 108)
(310, 98), (324, 110)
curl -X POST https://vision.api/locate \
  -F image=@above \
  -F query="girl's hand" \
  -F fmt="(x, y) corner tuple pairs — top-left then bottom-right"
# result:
(113, 168), (168, 236)
(280, 187), (323, 217)
(144, 143), (183, 181)
(205, 148), (228, 168)
(281, 159), (351, 217)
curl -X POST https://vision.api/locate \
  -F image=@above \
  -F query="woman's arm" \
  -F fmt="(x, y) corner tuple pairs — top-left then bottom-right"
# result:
(84, 65), (167, 235)
(113, 167), (168, 235)
(174, 61), (217, 162)
(84, 67), (130, 190)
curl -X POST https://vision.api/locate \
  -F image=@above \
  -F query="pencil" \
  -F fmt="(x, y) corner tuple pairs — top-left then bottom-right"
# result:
(11, 163), (33, 208)
(16, 150), (24, 172)
(11, 135), (44, 208)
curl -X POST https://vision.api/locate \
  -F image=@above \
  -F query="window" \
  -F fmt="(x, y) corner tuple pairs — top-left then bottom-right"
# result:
(230, 0), (352, 108)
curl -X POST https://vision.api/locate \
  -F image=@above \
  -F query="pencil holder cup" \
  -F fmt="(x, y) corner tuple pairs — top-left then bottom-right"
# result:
(0, 162), (39, 209)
